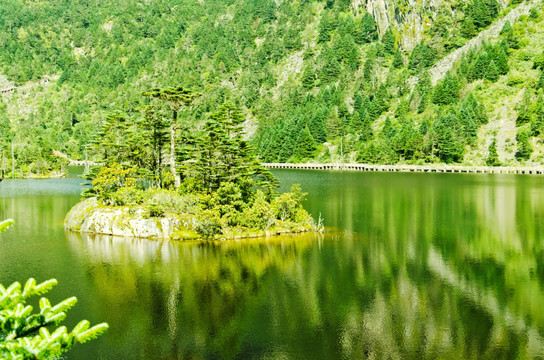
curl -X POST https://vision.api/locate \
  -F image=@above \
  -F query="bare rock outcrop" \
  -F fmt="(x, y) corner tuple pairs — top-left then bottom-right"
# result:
(353, 0), (443, 51)
(64, 198), (199, 239)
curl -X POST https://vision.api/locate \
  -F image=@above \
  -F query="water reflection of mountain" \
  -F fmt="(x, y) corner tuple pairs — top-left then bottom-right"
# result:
(68, 198), (544, 360)
(282, 172), (544, 358)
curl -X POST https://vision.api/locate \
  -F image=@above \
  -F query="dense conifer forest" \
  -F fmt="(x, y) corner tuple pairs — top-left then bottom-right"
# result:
(1, 0), (544, 175)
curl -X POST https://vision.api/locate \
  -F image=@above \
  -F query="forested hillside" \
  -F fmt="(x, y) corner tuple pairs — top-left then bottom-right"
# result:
(1, 0), (544, 175)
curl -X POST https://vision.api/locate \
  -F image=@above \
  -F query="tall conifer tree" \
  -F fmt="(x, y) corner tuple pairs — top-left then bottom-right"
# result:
(143, 86), (199, 187)
(297, 126), (317, 159)
(486, 139), (500, 166)
(516, 129), (533, 160)
(382, 28), (396, 55)
(392, 49), (404, 68)
(360, 13), (378, 43)
(485, 60), (499, 82)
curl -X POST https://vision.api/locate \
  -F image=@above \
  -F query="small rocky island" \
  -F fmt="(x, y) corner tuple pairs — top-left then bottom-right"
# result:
(65, 95), (317, 240)
(64, 182), (315, 240)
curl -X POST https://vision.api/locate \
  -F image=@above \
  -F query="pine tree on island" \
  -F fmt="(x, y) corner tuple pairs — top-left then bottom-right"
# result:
(142, 87), (200, 188)
(77, 92), (315, 240)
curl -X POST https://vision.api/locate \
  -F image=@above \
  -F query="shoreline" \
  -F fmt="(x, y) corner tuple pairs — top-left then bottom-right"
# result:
(263, 163), (544, 175)
(1, 171), (66, 180)
(4, 163), (544, 179)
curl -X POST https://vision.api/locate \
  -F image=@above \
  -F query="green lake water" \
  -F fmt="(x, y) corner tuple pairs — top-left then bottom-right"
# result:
(1, 170), (544, 359)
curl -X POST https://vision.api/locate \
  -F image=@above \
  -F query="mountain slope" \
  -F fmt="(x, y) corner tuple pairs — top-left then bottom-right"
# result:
(0, 0), (543, 175)
(427, 0), (538, 85)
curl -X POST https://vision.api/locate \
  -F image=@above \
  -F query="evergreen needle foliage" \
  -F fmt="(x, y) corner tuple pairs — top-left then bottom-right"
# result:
(0, 223), (108, 359)
(0, 278), (109, 360)
(486, 139), (500, 166)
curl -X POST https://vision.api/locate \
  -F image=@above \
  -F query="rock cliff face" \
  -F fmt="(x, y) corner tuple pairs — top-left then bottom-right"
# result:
(353, 0), (441, 50)
(64, 198), (200, 240)
(354, 0), (510, 51)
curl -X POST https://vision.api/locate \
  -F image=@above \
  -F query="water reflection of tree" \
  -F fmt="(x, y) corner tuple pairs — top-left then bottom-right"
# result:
(66, 172), (544, 360)
(67, 231), (320, 359)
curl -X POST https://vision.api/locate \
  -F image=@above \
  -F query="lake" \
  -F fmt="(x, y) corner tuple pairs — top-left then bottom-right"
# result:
(1, 170), (544, 359)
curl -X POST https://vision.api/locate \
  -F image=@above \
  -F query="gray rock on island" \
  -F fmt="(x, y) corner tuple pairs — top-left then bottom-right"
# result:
(64, 198), (200, 240)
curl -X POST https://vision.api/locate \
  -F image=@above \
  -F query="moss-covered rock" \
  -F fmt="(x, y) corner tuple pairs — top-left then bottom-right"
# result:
(64, 197), (313, 241)
(65, 197), (193, 239)
(64, 197), (100, 231)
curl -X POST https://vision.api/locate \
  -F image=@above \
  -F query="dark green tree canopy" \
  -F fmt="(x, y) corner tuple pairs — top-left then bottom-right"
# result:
(486, 138), (500, 166)
(382, 27), (396, 55)
(392, 49), (404, 68)
(359, 13), (378, 44)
